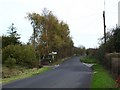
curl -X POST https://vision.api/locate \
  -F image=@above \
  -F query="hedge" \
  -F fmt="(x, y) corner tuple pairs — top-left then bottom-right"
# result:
(3, 45), (38, 68)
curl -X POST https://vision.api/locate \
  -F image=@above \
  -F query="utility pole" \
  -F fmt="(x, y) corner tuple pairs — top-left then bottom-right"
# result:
(103, 0), (106, 44)
(33, 24), (36, 50)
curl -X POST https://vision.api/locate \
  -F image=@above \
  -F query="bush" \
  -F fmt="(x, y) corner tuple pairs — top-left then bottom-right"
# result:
(95, 45), (106, 64)
(5, 57), (16, 68)
(3, 45), (38, 68)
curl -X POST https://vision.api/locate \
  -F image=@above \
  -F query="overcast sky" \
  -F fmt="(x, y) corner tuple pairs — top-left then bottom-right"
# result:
(0, 0), (119, 48)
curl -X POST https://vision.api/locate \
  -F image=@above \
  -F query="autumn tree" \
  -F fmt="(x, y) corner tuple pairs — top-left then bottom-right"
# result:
(26, 8), (74, 61)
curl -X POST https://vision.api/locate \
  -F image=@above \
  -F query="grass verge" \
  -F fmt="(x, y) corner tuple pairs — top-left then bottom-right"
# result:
(91, 64), (116, 88)
(80, 56), (116, 88)
(2, 66), (51, 85)
(80, 56), (98, 64)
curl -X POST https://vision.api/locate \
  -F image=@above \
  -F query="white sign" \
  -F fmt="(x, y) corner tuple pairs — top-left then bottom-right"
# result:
(52, 52), (57, 55)
(49, 52), (57, 55)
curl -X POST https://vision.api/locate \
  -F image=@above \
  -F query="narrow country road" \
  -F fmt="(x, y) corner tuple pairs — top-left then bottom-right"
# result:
(2, 56), (92, 89)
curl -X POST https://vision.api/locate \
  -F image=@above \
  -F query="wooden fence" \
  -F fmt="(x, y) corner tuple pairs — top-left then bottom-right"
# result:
(105, 53), (120, 77)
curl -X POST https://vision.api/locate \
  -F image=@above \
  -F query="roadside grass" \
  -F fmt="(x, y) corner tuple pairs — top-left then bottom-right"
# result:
(2, 66), (51, 84)
(80, 56), (116, 88)
(80, 56), (98, 64)
(91, 64), (116, 88)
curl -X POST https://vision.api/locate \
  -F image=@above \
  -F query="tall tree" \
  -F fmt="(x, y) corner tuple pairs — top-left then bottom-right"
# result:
(99, 27), (120, 53)
(26, 8), (74, 60)
(2, 23), (21, 48)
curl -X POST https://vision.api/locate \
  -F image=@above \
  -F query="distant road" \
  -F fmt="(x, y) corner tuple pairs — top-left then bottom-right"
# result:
(3, 56), (92, 89)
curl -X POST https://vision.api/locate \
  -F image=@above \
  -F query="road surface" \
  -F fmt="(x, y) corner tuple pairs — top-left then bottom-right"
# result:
(2, 56), (93, 89)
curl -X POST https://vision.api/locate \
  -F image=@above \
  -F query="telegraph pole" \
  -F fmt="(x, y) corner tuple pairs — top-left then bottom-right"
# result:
(103, 0), (106, 44)
(33, 24), (36, 50)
